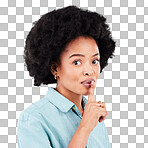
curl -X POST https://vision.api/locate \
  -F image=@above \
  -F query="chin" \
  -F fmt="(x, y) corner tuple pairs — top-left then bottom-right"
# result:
(82, 92), (89, 96)
(81, 89), (90, 96)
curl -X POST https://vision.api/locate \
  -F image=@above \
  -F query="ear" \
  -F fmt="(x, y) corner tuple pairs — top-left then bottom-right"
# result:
(50, 62), (58, 75)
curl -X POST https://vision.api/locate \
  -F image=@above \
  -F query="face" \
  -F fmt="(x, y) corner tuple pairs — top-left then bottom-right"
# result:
(52, 36), (100, 96)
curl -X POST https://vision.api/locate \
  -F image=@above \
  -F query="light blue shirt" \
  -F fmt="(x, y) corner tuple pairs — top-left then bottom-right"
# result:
(17, 87), (111, 148)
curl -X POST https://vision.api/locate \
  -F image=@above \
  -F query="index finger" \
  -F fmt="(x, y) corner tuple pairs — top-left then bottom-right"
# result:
(88, 81), (96, 102)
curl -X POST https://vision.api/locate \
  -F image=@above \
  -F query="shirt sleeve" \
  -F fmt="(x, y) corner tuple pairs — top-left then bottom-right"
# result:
(17, 110), (52, 148)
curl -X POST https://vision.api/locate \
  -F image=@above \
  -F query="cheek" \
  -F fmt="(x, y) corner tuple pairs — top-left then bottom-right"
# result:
(94, 65), (100, 77)
(65, 66), (81, 81)
(62, 65), (78, 78)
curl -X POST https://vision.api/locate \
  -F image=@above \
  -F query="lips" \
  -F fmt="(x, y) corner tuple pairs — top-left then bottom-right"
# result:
(81, 78), (95, 84)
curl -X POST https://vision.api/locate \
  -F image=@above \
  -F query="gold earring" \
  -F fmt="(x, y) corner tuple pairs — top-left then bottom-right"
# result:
(54, 73), (57, 80)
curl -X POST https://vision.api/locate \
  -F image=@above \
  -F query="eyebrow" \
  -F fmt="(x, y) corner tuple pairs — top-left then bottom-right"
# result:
(69, 53), (100, 59)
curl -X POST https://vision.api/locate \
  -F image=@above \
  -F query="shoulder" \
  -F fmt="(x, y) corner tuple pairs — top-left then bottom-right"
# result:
(18, 97), (51, 122)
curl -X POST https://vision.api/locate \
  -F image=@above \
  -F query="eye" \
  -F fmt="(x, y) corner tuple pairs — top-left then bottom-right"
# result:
(93, 59), (100, 64)
(73, 59), (100, 66)
(73, 60), (81, 65)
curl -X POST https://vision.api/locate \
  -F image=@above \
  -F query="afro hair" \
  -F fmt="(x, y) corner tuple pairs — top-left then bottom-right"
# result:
(24, 5), (116, 86)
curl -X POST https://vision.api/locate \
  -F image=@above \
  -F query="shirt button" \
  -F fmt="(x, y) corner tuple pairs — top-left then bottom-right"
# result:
(73, 106), (76, 110)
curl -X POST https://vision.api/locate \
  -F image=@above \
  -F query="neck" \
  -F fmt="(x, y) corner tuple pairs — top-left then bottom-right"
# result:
(55, 85), (83, 111)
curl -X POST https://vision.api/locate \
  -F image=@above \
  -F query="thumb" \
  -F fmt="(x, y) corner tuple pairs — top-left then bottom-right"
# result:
(88, 81), (96, 102)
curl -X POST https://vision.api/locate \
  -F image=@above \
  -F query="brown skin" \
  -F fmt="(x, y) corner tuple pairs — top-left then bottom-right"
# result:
(51, 36), (108, 130)
(80, 80), (108, 133)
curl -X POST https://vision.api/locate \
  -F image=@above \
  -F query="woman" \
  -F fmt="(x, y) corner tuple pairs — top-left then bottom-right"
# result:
(17, 5), (116, 148)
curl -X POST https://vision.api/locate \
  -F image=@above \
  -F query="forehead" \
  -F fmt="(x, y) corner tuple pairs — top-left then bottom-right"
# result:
(64, 36), (99, 55)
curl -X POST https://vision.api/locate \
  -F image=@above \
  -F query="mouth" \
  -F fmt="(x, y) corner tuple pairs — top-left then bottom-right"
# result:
(87, 81), (91, 84)
(81, 78), (95, 84)
(81, 83), (91, 88)
(81, 80), (95, 89)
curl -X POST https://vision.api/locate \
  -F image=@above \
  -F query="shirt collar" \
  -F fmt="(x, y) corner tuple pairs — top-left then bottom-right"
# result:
(45, 87), (88, 113)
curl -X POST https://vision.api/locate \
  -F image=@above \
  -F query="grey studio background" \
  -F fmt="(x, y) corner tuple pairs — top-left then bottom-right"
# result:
(0, 0), (148, 148)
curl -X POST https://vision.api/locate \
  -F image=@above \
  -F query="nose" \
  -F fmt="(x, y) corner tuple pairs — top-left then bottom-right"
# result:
(83, 65), (94, 76)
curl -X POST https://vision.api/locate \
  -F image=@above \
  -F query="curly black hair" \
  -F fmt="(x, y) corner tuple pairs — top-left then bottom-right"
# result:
(24, 5), (116, 86)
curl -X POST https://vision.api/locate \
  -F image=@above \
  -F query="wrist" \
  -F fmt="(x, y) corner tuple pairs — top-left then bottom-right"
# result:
(79, 122), (91, 135)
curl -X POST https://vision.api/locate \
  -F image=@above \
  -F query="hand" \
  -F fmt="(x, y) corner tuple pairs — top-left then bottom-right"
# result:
(80, 81), (108, 133)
